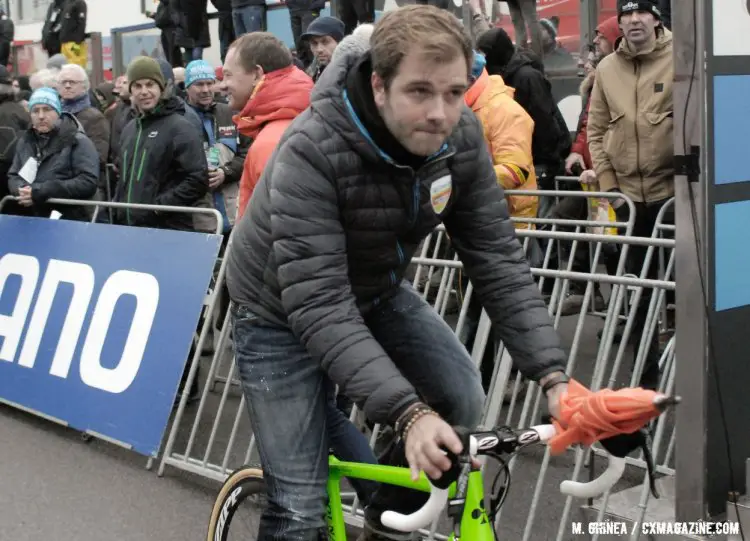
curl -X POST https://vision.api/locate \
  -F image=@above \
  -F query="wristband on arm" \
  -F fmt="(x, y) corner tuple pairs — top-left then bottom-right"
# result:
(541, 372), (570, 396)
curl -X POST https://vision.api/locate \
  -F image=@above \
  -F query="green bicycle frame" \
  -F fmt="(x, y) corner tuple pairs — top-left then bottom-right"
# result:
(325, 456), (494, 541)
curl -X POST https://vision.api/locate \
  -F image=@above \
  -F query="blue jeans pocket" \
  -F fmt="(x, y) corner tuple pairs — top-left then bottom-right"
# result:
(231, 303), (259, 323)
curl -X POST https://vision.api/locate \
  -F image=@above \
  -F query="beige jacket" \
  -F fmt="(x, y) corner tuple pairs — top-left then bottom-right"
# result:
(587, 29), (675, 203)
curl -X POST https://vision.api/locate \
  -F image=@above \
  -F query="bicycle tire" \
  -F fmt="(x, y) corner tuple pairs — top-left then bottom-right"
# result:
(206, 466), (266, 541)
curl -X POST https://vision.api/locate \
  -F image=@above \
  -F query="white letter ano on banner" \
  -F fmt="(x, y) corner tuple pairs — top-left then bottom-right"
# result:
(0, 254), (40, 363)
(80, 270), (160, 394)
(19, 259), (95, 375)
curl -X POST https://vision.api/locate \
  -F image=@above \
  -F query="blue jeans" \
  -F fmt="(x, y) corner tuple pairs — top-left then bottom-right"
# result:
(324, 379), (379, 506)
(232, 282), (485, 540)
(183, 47), (203, 61)
(232, 5), (265, 36)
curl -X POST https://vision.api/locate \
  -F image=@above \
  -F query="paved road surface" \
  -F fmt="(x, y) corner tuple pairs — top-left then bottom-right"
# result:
(0, 404), (218, 541)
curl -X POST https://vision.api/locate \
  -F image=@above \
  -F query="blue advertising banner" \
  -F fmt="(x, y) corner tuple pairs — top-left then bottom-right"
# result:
(0, 216), (222, 456)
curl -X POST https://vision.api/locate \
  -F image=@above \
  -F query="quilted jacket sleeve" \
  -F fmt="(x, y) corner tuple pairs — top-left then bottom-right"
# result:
(443, 120), (567, 381)
(270, 134), (420, 425)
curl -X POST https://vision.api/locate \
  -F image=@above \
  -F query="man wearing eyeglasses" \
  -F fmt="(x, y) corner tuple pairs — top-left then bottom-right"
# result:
(57, 63), (110, 200)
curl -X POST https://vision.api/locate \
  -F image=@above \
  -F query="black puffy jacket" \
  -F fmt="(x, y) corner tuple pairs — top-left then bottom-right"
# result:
(115, 96), (208, 230)
(226, 29), (566, 425)
(7, 113), (98, 220)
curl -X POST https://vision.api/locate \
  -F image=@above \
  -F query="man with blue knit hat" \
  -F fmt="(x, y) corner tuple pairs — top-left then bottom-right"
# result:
(301, 15), (344, 82)
(184, 58), (250, 358)
(184, 58), (249, 234)
(7, 86), (99, 220)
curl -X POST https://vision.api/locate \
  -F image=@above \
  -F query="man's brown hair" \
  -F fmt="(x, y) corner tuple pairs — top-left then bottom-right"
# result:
(229, 32), (293, 74)
(371, 5), (473, 88)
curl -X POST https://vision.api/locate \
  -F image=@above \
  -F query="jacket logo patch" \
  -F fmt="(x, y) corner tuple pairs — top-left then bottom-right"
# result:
(148, 131), (159, 138)
(654, 83), (664, 93)
(218, 125), (236, 137)
(430, 175), (452, 215)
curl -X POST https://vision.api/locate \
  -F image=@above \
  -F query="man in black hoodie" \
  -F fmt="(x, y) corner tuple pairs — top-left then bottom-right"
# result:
(114, 56), (208, 231)
(477, 27), (571, 219)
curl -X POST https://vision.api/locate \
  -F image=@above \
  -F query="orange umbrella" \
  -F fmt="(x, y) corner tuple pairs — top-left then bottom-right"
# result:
(548, 379), (679, 456)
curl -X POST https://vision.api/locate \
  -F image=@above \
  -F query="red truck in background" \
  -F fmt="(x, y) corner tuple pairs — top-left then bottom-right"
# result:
(496, 0), (618, 56)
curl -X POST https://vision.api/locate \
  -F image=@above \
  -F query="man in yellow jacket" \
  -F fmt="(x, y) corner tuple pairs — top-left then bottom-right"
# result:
(462, 51), (537, 396)
(464, 51), (537, 230)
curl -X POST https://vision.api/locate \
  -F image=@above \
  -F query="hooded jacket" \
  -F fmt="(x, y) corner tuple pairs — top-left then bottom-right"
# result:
(115, 95), (208, 230)
(502, 51), (571, 169)
(7, 113), (98, 220)
(478, 29), (570, 169)
(225, 25), (566, 425)
(235, 64), (313, 219)
(464, 69), (537, 227)
(587, 28), (674, 203)
(571, 16), (622, 169)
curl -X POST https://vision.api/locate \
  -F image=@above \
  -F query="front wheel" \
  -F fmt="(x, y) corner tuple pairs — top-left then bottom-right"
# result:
(206, 466), (267, 541)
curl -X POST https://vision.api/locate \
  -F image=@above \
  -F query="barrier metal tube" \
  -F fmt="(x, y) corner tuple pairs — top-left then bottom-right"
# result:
(0, 196), (225, 236)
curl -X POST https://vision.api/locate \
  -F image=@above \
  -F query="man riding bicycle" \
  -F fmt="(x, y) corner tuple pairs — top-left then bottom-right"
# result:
(225, 6), (569, 540)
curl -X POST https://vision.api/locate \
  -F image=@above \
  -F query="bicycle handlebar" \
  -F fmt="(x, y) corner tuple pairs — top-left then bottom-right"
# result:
(381, 424), (625, 533)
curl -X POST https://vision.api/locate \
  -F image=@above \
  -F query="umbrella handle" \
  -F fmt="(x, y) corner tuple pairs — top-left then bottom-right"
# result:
(559, 452), (626, 498)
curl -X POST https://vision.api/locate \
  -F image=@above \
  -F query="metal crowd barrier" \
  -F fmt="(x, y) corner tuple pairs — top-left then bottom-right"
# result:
(0, 196), (224, 235)
(154, 188), (678, 539)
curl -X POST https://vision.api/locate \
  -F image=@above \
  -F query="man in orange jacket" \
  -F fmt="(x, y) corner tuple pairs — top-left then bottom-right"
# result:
(222, 32), (313, 220)
(464, 51), (536, 230)
(463, 51), (537, 395)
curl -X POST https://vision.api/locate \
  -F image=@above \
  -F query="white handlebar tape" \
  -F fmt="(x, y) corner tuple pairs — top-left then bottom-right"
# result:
(380, 487), (449, 532)
(560, 455), (626, 498)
